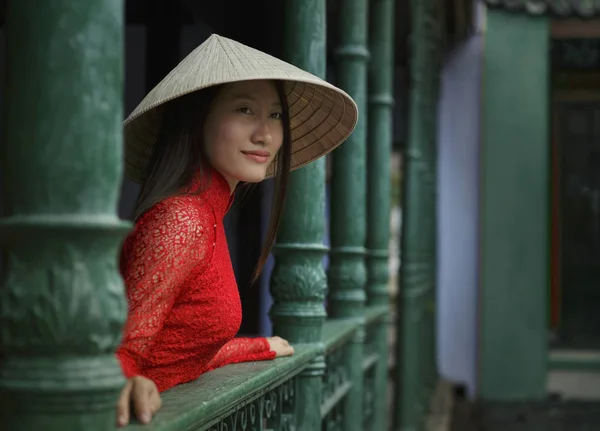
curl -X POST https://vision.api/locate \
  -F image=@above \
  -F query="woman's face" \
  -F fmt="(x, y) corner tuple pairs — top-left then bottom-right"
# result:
(203, 80), (284, 191)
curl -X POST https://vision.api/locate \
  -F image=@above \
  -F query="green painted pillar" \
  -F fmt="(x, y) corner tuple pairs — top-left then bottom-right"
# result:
(269, 0), (327, 429)
(0, 1), (128, 430)
(479, 9), (549, 401)
(328, 0), (369, 429)
(417, 34), (436, 430)
(426, 35), (441, 395)
(366, 0), (395, 430)
(394, 0), (439, 429)
(419, 14), (440, 405)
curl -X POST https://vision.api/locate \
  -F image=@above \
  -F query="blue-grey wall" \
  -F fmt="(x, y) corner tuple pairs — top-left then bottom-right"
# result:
(436, 2), (484, 399)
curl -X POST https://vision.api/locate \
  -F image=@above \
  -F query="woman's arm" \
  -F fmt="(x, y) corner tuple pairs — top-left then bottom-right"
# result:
(206, 336), (294, 370)
(117, 196), (215, 377)
(205, 337), (275, 370)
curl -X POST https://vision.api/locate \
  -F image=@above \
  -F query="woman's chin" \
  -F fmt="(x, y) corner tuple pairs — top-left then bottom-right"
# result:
(236, 169), (267, 184)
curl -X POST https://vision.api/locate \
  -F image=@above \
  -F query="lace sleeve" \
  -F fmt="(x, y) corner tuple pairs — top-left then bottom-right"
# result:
(206, 337), (276, 371)
(116, 196), (215, 378)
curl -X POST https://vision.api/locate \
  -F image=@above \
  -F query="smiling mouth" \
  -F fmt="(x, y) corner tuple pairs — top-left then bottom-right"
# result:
(242, 151), (270, 164)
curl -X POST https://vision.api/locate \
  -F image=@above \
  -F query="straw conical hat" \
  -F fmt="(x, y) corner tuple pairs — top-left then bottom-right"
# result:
(124, 34), (358, 183)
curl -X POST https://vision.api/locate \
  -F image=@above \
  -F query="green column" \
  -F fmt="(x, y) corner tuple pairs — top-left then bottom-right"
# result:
(269, 0), (327, 429)
(421, 31), (439, 411)
(394, 0), (438, 429)
(366, 0), (395, 430)
(0, 1), (128, 430)
(419, 9), (440, 406)
(426, 29), (441, 395)
(328, 0), (369, 429)
(479, 10), (549, 401)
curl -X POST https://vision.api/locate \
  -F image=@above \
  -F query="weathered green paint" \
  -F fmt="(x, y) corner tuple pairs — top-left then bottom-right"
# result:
(366, 0), (395, 429)
(328, 0), (369, 429)
(0, 1), (128, 430)
(479, 9), (550, 400)
(394, 0), (440, 428)
(269, 0), (328, 429)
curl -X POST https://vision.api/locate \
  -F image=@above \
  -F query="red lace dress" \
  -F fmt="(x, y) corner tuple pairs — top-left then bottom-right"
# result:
(116, 168), (276, 392)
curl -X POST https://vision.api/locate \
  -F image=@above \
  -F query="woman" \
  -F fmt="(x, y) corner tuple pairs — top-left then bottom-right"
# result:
(115, 34), (357, 427)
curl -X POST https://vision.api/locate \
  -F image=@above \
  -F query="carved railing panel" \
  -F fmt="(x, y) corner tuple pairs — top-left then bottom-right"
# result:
(362, 362), (377, 427)
(362, 322), (380, 429)
(204, 378), (297, 431)
(321, 343), (352, 430)
(322, 345), (349, 404)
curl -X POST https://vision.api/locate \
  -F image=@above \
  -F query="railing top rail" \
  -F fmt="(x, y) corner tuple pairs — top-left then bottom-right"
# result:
(323, 318), (360, 353)
(124, 343), (321, 430)
(365, 305), (390, 325)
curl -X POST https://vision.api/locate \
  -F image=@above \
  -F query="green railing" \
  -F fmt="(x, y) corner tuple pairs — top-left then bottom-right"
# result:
(124, 345), (318, 430)
(0, 0), (444, 430)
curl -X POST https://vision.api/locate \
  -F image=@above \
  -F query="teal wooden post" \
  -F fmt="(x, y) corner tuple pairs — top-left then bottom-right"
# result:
(0, 1), (128, 430)
(269, 0), (327, 429)
(328, 0), (369, 429)
(478, 9), (550, 401)
(419, 13), (439, 409)
(394, 0), (438, 429)
(366, 0), (395, 429)
(426, 30), (441, 396)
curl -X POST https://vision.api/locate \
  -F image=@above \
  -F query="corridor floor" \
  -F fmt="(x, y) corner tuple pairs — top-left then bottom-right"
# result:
(451, 398), (600, 431)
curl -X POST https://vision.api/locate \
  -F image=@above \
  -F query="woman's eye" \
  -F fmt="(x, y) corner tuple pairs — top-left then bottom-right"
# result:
(271, 112), (282, 120)
(238, 107), (252, 114)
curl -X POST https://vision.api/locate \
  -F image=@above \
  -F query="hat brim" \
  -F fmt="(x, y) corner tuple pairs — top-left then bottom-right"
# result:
(123, 34), (358, 183)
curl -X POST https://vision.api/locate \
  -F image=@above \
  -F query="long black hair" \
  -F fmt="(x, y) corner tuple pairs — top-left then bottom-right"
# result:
(133, 80), (292, 282)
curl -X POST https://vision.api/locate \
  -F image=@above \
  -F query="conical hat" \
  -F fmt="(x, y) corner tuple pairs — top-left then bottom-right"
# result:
(124, 34), (358, 183)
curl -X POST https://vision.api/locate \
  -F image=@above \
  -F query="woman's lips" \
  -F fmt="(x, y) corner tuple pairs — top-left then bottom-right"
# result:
(242, 151), (269, 164)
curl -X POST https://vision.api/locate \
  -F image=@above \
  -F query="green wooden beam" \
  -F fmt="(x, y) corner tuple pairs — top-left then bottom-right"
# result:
(478, 9), (550, 401)
(268, 0), (328, 429)
(0, 1), (129, 430)
(367, 0), (396, 429)
(328, 0), (370, 429)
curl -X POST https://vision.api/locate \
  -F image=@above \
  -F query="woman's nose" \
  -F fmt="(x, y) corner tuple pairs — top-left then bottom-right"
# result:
(252, 120), (273, 146)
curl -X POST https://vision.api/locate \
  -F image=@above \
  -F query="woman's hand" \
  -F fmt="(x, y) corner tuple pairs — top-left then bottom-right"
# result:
(116, 376), (162, 427)
(266, 336), (295, 357)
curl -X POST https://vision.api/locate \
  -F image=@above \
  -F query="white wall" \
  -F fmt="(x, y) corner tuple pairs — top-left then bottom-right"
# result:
(436, 6), (484, 398)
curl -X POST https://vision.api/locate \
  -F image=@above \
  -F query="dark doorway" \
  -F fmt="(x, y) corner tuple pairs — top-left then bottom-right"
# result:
(550, 36), (600, 349)
(553, 92), (600, 348)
